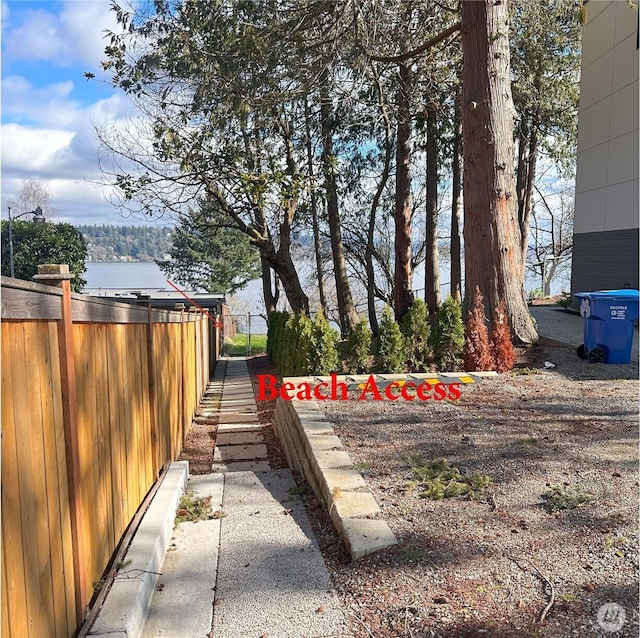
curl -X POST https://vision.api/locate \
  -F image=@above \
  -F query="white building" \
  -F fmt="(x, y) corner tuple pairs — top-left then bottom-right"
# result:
(570, 0), (639, 297)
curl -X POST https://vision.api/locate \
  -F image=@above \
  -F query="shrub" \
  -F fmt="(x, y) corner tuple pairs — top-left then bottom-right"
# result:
(281, 312), (313, 376)
(346, 318), (372, 373)
(400, 298), (431, 372)
(375, 307), (405, 373)
(309, 308), (340, 375)
(528, 288), (544, 302)
(430, 296), (464, 371)
(266, 310), (288, 365)
(464, 286), (494, 371)
(491, 299), (516, 372)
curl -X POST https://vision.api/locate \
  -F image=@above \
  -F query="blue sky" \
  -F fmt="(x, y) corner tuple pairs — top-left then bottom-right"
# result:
(1, 0), (146, 225)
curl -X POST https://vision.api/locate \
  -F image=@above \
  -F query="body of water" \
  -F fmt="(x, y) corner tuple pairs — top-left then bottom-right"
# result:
(84, 261), (569, 314)
(84, 261), (170, 290)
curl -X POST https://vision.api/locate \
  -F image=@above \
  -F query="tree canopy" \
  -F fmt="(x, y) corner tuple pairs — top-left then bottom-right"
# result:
(1, 221), (88, 292)
(97, 0), (584, 343)
(156, 198), (261, 293)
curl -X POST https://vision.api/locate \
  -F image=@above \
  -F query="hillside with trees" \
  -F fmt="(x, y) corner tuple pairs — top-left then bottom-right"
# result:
(77, 224), (173, 261)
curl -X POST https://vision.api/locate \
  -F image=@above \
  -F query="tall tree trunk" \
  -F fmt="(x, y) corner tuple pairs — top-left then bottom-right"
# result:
(304, 98), (327, 311)
(394, 61), (414, 321)
(259, 238), (309, 315)
(365, 207), (379, 335)
(450, 89), (463, 304)
(461, 0), (537, 344)
(424, 104), (440, 315)
(320, 87), (358, 336)
(366, 70), (394, 335)
(516, 120), (538, 276)
(260, 255), (279, 316)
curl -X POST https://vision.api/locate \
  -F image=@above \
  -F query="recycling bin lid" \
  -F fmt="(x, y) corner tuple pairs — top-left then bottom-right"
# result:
(574, 289), (640, 300)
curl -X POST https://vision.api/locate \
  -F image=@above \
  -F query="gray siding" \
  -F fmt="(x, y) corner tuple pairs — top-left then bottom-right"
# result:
(570, 228), (639, 302)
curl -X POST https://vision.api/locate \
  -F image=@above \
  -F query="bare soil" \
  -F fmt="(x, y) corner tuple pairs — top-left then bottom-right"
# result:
(183, 344), (639, 637)
(319, 341), (639, 638)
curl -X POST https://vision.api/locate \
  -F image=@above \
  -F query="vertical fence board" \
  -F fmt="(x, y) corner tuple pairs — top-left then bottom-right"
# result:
(106, 324), (126, 544)
(46, 320), (76, 636)
(74, 324), (98, 602)
(95, 324), (115, 569)
(12, 323), (47, 637)
(121, 324), (136, 522)
(35, 322), (69, 638)
(24, 322), (57, 637)
(131, 325), (146, 503)
(1, 325), (28, 638)
(136, 323), (153, 493)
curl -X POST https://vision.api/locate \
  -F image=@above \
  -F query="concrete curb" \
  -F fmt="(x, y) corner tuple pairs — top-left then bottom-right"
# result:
(88, 461), (189, 637)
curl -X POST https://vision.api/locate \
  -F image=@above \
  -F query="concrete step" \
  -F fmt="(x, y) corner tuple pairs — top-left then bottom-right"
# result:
(213, 444), (268, 462)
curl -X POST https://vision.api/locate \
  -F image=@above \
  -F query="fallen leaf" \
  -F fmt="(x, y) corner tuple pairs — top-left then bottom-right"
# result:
(315, 605), (326, 614)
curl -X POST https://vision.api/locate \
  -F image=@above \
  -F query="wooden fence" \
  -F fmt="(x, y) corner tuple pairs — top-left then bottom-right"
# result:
(1, 271), (213, 638)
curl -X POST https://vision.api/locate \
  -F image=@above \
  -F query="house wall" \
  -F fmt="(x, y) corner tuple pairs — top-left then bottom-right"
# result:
(570, 0), (639, 295)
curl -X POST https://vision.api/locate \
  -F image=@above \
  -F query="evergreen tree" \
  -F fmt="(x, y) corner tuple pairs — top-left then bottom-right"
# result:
(309, 309), (340, 375)
(464, 287), (494, 372)
(431, 297), (465, 372)
(375, 307), (405, 373)
(347, 319), (373, 374)
(156, 198), (260, 293)
(401, 298), (431, 372)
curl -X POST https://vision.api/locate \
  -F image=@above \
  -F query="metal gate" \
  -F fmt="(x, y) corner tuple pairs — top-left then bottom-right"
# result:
(222, 312), (268, 357)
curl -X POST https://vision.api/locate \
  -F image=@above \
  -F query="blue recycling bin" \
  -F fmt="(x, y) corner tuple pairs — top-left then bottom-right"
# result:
(574, 289), (639, 364)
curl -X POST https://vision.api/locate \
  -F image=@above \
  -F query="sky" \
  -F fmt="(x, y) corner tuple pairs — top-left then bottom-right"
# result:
(1, 0), (151, 226)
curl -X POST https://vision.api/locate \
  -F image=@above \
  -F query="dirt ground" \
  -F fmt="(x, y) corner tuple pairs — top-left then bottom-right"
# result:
(184, 342), (639, 637)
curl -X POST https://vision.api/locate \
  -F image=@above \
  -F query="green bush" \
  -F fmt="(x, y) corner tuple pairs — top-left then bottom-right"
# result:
(282, 312), (313, 376)
(400, 298), (431, 372)
(375, 307), (405, 373)
(267, 310), (289, 368)
(346, 318), (372, 373)
(430, 297), (464, 371)
(309, 309), (340, 375)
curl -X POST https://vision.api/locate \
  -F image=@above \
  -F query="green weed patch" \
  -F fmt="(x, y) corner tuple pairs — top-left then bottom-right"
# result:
(408, 455), (491, 500)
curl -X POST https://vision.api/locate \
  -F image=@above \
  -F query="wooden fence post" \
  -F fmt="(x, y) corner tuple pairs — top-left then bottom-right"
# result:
(33, 265), (87, 624)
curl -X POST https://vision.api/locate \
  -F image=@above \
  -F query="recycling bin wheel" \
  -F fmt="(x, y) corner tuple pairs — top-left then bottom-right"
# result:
(577, 344), (587, 360)
(587, 347), (606, 363)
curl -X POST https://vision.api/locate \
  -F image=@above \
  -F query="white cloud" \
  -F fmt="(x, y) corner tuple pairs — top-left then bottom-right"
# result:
(1, 89), (141, 224)
(3, 1), (118, 70)
(1, 2), (161, 226)
(2, 75), (79, 127)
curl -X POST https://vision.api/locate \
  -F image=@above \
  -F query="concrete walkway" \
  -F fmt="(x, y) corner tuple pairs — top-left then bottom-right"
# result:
(141, 357), (349, 638)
